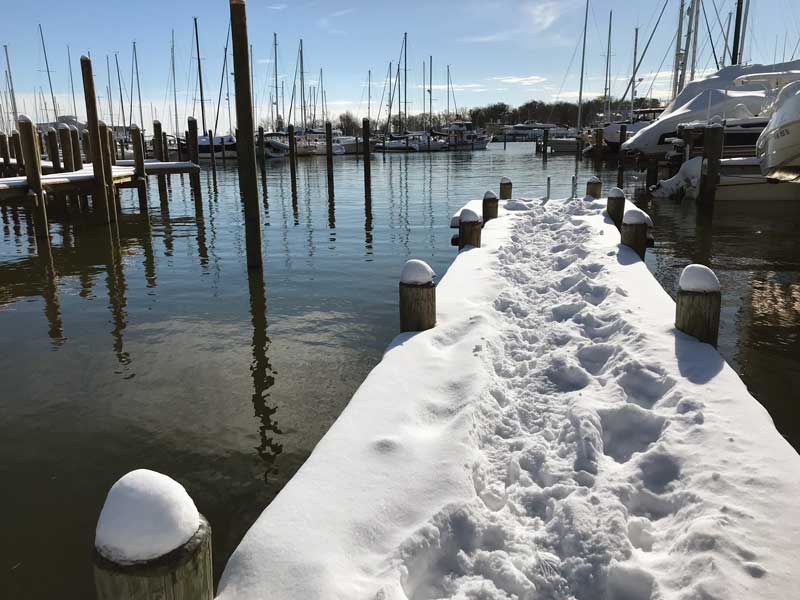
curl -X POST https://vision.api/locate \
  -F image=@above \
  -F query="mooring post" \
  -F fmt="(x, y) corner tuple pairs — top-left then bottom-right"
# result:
(542, 128), (549, 161)
(698, 123), (724, 206)
(153, 120), (163, 161)
(362, 118), (371, 196)
(46, 128), (61, 173)
(325, 121), (334, 197)
(675, 264), (721, 347)
(80, 55), (111, 223)
(230, 0), (264, 269)
(482, 190), (499, 223)
(187, 118), (199, 165)
(458, 208), (482, 250)
(607, 187), (625, 229)
(162, 132), (169, 161)
(11, 131), (24, 175)
(70, 127), (83, 169)
(399, 259), (437, 332)
(546, 176), (551, 200)
(82, 129), (91, 162)
(617, 124), (626, 188)
(571, 175), (577, 198)
(621, 208), (649, 260)
(257, 126), (266, 177)
(208, 130), (217, 179)
(585, 175), (602, 199)
(645, 158), (658, 190)
(18, 115), (50, 242)
(98, 121), (118, 222)
(499, 176), (512, 200)
(0, 132), (9, 175)
(287, 123), (297, 197)
(93, 470), (213, 600)
(58, 125), (74, 172)
(130, 124), (148, 212)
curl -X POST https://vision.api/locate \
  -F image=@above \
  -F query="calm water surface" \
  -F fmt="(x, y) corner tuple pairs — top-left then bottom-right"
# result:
(1, 143), (797, 598)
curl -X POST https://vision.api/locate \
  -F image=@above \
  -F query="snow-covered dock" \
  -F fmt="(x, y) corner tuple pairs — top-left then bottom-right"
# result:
(215, 193), (800, 599)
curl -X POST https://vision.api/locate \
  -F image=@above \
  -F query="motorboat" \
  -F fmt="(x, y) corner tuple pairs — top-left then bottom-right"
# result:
(441, 121), (491, 150)
(198, 134), (237, 159)
(603, 108), (665, 151)
(757, 80), (800, 181)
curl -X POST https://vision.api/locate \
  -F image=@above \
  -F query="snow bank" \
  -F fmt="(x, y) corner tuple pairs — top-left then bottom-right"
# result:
(484, 190), (498, 200)
(95, 469), (200, 563)
(678, 264), (720, 293)
(400, 259), (435, 285)
(219, 196), (800, 600)
(651, 156), (703, 200)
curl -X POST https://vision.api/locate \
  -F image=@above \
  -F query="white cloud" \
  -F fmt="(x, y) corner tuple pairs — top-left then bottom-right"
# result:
(522, 0), (563, 32)
(267, 3), (287, 9)
(316, 7), (354, 35)
(458, 31), (516, 43)
(488, 75), (547, 86)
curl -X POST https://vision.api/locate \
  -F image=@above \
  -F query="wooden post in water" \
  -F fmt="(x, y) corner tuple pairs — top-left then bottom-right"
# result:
(107, 129), (117, 166)
(675, 264), (721, 347)
(482, 190), (498, 223)
(287, 123), (297, 197)
(0, 132), (9, 175)
(230, 0), (263, 269)
(325, 121), (334, 198)
(257, 126), (266, 177)
(11, 131), (24, 175)
(130, 124), (148, 211)
(645, 158), (658, 190)
(92, 470), (213, 600)
(187, 118), (201, 197)
(546, 176), (551, 200)
(70, 127), (83, 169)
(362, 118), (371, 197)
(18, 115), (49, 241)
(698, 124), (724, 206)
(58, 125), (73, 171)
(162, 132), (169, 161)
(541, 128), (549, 161)
(585, 176), (602, 199)
(208, 129), (216, 178)
(607, 187), (625, 229)
(458, 208), (482, 250)
(499, 177), (512, 200)
(98, 121), (118, 222)
(617, 124), (626, 188)
(46, 128), (61, 172)
(153, 120), (163, 161)
(80, 55), (111, 223)
(82, 129), (91, 162)
(399, 259), (436, 332)
(621, 208), (648, 260)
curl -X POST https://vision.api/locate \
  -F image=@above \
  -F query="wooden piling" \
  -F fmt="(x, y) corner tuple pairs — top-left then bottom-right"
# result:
(18, 115), (49, 242)
(499, 177), (512, 200)
(675, 264), (721, 347)
(287, 123), (297, 197)
(257, 126), (266, 177)
(131, 124), (148, 211)
(153, 120), (164, 161)
(399, 260), (436, 333)
(80, 55), (112, 223)
(325, 121), (334, 197)
(230, 0), (264, 269)
(187, 118), (199, 165)
(162, 132), (169, 161)
(362, 118), (371, 196)
(458, 208), (482, 250)
(11, 131), (24, 175)
(482, 190), (499, 223)
(617, 124), (626, 188)
(645, 158), (658, 190)
(0, 132), (9, 174)
(607, 187), (625, 229)
(621, 209), (648, 260)
(58, 124), (74, 173)
(585, 176), (602, 199)
(70, 126), (83, 169)
(82, 129), (91, 162)
(208, 129), (216, 178)
(46, 128), (62, 172)
(698, 124), (724, 206)
(98, 121), (117, 222)
(541, 128), (549, 161)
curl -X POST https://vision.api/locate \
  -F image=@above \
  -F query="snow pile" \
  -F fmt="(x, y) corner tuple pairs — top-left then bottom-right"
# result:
(460, 208), (482, 224)
(218, 197), (800, 600)
(651, 156), (703, 200)
(485, 190), (499, 200)
(401, 259), (436, 285)
(95, 469), (200, 563)
(678, 264), (720, 293)
(500, 176), (512, 184)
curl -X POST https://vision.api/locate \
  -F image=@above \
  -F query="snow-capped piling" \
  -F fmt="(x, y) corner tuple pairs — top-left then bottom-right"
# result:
(399, 259), (436, 332)
(499, 177), (512, 200)
(698, 123), (724, 205)
(93, 469), (212, 600)
(458, 208), (482, 249)
(482, 190), (499, 223)
(607, 187), (626, 229)
(585, 176), (602, 199)
(621, 208), (649, 260)
(676, 264), (721, 346)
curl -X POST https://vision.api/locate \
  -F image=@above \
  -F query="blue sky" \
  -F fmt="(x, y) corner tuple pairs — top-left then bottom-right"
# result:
(2, 0), (799, 132)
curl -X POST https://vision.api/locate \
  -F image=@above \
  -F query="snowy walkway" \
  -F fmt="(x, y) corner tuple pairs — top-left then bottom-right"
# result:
(218, 195), (800, 600)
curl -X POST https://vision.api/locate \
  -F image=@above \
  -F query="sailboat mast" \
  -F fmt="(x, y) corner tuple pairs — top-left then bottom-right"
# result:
(672, 0), (685, 100)
(387, 62), (393, 135)
(193, 17), (207, 132)
(730, 0), (744, 65)
(422, 61), (425, 128)
(738, 0), (750, 64)
(273, 33), (279, 129)
(3, 46), (18, 122)
(133, 41), (144, 130)
(171, 30), (180, 140)
(631, 27), (639, 121)
(38, 25), (58, 120)
(446, 64), (450, 122)
(690, 0), (701, 80)
(299, 39), (306, 130)
(403, 32), (407, 133)
(367, 69), (371, 122)
(429, 56), (432, 130)
(677, 0), (696, 92)
(114, 53), (127, 139)
(67, 45), (78, 118)
(575, 0), (589, 139)
(604, 11), (612, 119)
(106, 55), (115, 131)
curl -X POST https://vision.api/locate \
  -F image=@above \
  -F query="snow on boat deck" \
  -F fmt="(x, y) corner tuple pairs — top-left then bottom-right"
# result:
(218, 195), (800, 600)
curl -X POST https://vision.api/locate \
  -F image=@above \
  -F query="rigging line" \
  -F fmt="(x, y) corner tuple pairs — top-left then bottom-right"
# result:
(287, 43), (300, 124)
(213, 22), (231, 135)
(548, 31), (582, 122)
(374, 63), (390, 126)
(617, 0), (670, 104)
(644, 28), (678, 99)
(701, 0), (720, 69)
(709, 0), (730, 63)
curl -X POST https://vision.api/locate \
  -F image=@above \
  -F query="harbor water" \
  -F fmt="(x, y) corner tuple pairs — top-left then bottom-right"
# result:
(1, 143), (798, 598)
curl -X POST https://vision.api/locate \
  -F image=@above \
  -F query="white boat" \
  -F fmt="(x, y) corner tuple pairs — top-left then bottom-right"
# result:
(198, 134), (237, 159)
(756, 80), (800, 182)
(442, 121), (491, 150)
(409, 132), (447, 152)
(546, 137), (579, 153)
(603, 108), (664, 151)
(263, 136), (289, 158)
